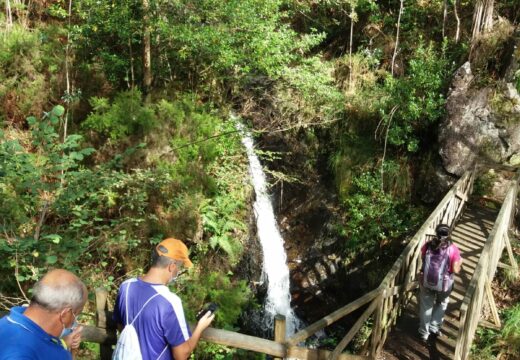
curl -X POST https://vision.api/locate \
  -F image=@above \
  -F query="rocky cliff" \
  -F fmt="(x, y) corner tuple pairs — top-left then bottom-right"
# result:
(439, 30), (520, 176)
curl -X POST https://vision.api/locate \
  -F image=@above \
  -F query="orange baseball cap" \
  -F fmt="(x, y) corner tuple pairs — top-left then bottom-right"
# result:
(156, 238), (193, 268)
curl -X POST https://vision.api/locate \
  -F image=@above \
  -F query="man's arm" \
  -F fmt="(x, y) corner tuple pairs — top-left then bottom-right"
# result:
(171, 311), (214, 360)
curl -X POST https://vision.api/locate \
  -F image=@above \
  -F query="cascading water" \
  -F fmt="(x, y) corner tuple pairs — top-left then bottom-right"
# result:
(237, 122), (301, 336)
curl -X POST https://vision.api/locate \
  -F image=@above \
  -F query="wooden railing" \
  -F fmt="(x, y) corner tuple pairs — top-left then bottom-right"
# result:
(283, 169), (476, 359)
(453, 169), (520, 360)
(78, 168), (476, 360)
(83, 289), (366, 360)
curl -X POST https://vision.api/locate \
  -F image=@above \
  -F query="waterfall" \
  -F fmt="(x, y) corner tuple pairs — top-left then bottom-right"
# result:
(237, 122), (300, 336)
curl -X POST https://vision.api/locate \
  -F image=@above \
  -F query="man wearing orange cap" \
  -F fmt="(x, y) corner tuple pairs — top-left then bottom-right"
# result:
(113, 238), (214, 360)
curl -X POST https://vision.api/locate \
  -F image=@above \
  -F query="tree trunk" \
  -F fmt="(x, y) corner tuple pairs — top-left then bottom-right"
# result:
(5, 0), (13, 30)
(454, 0), (461, 43)
(129, 38), (135, 88)
(142, 0), (152, 103)
(13, 0), (28, 28)
(472, 0), (494, 41)
(64, 0), (73, 143)
(391, 0), (404, 77)
(442, 0), (448, 39)
(348, 10), (354, 93)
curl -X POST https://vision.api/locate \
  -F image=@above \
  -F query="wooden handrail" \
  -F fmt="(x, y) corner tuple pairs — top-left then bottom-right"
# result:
(78, 322), (366, 360)
(454, 169), (520, 360)
(286, 287), (382, 346)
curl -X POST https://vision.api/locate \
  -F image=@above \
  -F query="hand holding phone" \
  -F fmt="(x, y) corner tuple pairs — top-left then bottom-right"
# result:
(196, 302), (218, 321)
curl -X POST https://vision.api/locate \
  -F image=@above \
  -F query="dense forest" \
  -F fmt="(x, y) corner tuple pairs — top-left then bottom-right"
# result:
(1, 0), (519, 359)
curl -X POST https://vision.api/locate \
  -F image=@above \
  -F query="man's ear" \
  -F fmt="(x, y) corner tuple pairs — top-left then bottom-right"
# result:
(58, 307), (70, 323)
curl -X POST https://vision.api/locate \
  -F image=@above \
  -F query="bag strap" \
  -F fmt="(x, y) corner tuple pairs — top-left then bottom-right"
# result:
(445, 245), (452, 274)
(124, 281), (161, 325)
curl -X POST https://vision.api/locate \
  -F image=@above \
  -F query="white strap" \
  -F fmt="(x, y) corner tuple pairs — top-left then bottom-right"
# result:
(125, 281), (161, 325)
(124, 282), (130, 324)
(156, 344), (169, 360)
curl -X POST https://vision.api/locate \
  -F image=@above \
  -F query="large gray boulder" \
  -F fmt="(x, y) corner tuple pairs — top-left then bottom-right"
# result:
(439, 61), (520, 176)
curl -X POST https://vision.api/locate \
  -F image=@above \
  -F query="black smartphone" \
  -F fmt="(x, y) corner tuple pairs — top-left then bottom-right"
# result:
(196, 302), (218, 321)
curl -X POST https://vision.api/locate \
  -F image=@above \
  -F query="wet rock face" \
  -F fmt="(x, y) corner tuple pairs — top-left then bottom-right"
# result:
(439, 31), (520, 176)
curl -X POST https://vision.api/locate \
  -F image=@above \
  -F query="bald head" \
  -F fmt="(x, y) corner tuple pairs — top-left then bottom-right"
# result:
(32, 269), (87, 312)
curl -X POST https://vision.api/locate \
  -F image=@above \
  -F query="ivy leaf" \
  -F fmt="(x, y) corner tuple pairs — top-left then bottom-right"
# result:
(69, 152), (84, 161)
(51, 105), (65, 117)
(49, 115), (60, 125)
(46, 255), (58, 264)
(43, 234), (62, 244)
(27, 116), (37, 126)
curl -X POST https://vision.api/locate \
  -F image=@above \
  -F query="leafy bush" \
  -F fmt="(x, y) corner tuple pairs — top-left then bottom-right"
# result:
(181, 271), (252, 330)
(0, 106), (95, 289)
(379, 40), (451, 152)
(337, 170), (421, 262)
(82, 89), (156, 140)
(0, 25), (59, 124)
(274, 56), (344, 130)
(472, 303), (520, 359)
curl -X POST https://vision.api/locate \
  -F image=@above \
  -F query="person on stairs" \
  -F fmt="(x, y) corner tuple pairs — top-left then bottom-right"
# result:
(113, 237), (214, 360)
(418, 223), (462, 342)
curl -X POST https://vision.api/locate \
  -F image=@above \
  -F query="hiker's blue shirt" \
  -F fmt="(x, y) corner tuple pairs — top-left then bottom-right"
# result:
(0, 306), (72, 360)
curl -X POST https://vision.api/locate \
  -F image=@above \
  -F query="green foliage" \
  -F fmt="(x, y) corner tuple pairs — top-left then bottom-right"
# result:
(0, 25), (63, 123)
(515, 70), (520, 94)
(0, 106), (95, 288)
(473, 171), (497, 198)
(82, 89), (156, 140)
(74, 0), (143, 86)
(337, 169), (422, 262)
(472, 303), (520, 359)
(158, 0), (324, 82)
(181, 271), (252, 330)
(75, 0), (324, 92)
(379, 40), (451, 152)
(200, 196), (245, 264)
(274, 56), (344, 129)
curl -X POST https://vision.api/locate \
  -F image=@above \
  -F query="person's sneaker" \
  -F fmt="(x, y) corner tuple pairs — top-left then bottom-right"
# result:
(430, 330), (442, 339)
(417, 333), (429, 345)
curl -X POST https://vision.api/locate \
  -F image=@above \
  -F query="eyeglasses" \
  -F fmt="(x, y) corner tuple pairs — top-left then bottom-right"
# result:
(69, 309), (84, 327)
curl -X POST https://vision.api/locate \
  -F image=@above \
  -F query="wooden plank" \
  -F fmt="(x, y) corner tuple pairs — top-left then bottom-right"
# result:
(198, 327), (286, 357)
(504, 232), (519, 274)
(286, 287), (382, 346)
(369, 295), (384, 358)
(497, 262), (515, 270)
(484, 281), (501, 329)
(95, 288), (108, 329)
(287, 346), (369, 360)
(478, 319), (501, 330)
(274, 315), (286, 360)
(94, 288), (112, 360)
(82, 325), (117, 344)
(78, 323), (368, 360)
(329, 297), (379, 359)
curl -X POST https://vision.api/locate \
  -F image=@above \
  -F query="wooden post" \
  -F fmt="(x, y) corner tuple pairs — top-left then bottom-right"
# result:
(484, 281), (501, 329)
(274, 314), (286, 360)
(95, 288), (113, 360)
(504, 232), (519, 275)
(369, 293), (384, 359)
